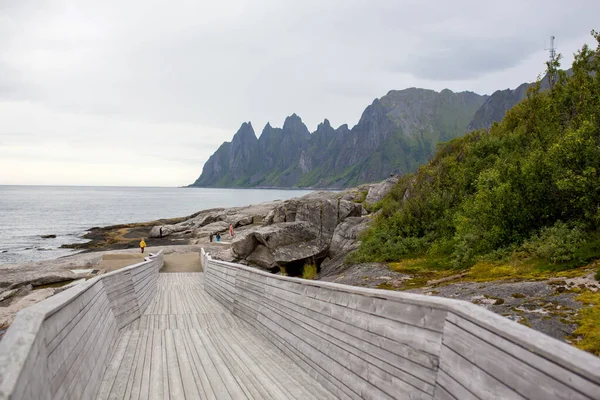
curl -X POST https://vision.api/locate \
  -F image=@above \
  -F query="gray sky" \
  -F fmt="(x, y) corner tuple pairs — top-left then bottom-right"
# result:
(0, 0), (598, 186)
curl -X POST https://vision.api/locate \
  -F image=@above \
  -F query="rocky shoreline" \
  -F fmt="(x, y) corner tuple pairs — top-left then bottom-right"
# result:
(1, 176), (598, 350)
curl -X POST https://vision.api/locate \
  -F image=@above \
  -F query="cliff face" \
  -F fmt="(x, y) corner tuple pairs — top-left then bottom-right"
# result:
(467, 69), (573, 131)
(192, 88), (487, 188)
(467, 83), (530, 131)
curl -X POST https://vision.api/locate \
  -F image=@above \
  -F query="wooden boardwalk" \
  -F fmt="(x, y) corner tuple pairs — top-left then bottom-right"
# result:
(97, 273), (335, 400)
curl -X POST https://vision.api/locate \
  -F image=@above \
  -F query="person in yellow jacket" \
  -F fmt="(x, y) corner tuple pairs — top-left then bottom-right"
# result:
(139, 238), (146, 254)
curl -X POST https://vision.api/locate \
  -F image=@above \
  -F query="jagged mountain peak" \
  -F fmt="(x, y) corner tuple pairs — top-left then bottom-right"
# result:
(316, 118), (332, 130)
(232, 121), (256, 138)
(194, 78), (549, 188)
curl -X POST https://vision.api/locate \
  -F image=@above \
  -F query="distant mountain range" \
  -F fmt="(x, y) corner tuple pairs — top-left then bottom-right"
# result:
(191, 74), (557, 189)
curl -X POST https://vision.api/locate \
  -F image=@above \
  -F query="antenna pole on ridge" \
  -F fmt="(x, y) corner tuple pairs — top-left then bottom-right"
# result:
(546, 35), (557, 88)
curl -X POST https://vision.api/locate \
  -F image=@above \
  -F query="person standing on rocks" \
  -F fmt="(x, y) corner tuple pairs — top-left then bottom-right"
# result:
(229, 224), (234, 238)
(139, 238), (146, 254)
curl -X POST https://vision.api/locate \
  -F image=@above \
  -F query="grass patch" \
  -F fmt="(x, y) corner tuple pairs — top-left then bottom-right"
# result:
(465, 259), (590, 282)
(572, 291), (600, 356)
(302, 264), (317, 280)
(382, 255), (595, 291)
(387, 257), (463, 289)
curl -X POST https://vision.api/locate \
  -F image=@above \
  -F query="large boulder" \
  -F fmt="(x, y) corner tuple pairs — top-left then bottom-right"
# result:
(253, 222), (317, 249)
(193, 210), (224, 227)
(295, 198), (362, 240)
(329, 217), (371, 258)
(149, 225), (177, 238)
(231, 231), (258, 258)
(338, 200), (362, 221)
(365, 175), (400, 206)
(235, 215), (254, 227)
(193, 221), (229, 238)
(246, 245), (276, 270)
(273, 239), (329, 264)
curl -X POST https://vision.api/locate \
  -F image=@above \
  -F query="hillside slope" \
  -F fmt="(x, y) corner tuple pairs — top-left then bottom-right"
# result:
(351, 32), (600, 354)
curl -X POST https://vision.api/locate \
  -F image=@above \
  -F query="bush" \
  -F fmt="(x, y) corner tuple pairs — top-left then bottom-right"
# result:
(302, 263), (317, 280)
(595, 269), (600, 282)
(354, 31), (600, 268)
(520, 222), (586, 263)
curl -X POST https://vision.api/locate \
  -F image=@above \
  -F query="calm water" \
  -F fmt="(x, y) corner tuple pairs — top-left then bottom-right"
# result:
(0, 186), (312, 265)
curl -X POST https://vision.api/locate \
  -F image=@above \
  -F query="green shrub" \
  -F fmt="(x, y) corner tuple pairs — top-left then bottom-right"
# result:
(354, 30), (600, 268)
(595, 269), (600, 282)
(302, 264), (317, 280)
(520, 222), (586, 263)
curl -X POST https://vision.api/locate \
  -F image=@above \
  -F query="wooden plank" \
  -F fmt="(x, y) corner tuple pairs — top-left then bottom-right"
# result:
(443, 321), (590, 400)
(139, 329), (154, 399)
(172, 330), (202, 399)
(129, 329), (150, 399)
(439, 344), (525, 400)
(180, 329), (214, 400)
(96, 331), (132, 400)
(164, 330), (185, 399)
(434, 369), (477, 400)
(448, 313), (599, 399)
(188, 329), (231, 399)
(149, 328), (164, 400)
(107, 330), (140, 399)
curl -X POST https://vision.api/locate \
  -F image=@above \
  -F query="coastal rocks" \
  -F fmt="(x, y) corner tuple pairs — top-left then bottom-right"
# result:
(0, 288), (56, 331)
(193, 221), (229, 238)
(365, 175), (400, 206)
(329, 217), (371, 259)
(294, 198), (362, 240)
(246, 245), (276, 270)
(274, 239), (328, 265)
(41, 234), (57, 239)
(254, 222), (317, 249)
(149, 225), (176, 238)
(232, 231), (258, 258)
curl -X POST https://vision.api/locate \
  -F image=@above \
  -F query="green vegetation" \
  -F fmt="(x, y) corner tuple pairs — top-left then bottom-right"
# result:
(573, 291), (600, 355)
(302, 263), (318, 280)
(352, 32), (600, 274)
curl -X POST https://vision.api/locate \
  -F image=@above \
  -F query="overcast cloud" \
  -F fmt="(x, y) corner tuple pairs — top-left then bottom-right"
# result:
(0, 0), (598, 186)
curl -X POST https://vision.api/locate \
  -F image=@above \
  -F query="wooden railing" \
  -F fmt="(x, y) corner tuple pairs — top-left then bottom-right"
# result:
(202, 249), (600, 400)
(0, 251), (163, 400)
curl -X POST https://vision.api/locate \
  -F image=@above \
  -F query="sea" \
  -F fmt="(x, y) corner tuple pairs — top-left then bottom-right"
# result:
(0, 186), (313, 265)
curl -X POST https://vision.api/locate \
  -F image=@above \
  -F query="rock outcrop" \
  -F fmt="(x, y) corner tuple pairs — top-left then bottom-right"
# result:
(365, 175), (400, 206)
(154, 186), (387, 276)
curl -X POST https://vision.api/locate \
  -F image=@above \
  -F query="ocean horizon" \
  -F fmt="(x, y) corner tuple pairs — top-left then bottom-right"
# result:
(0, 185), (313, 265)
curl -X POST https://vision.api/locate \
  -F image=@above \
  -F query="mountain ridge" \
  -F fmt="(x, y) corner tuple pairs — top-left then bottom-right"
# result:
(191, 87), (490, 189)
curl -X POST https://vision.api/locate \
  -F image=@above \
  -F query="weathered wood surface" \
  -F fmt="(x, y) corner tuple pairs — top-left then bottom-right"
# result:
(3, 247), (600, 400)
(202, 249), (600, 400)
(0, 251), (163, 400)
(98, 273), (335, 400)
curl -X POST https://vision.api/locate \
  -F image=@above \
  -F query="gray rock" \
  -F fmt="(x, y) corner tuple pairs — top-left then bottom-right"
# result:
(329, 217), (371, 259)
(295, 198), (362, 241)
(235, 215), (254, 227)
(365, 175), (400, 206)
(246, 245), (276, 270)
(284, 201), (299, 222)
(231, 231), (258, 258)
(253, 222), (317, 249)
(273, 239), (329, 265)
(193, 221), (229, 238)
